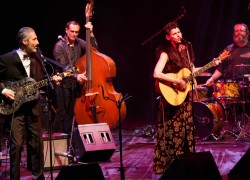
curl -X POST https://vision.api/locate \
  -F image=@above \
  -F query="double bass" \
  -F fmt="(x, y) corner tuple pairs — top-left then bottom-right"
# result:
(74, 1), (126, 129)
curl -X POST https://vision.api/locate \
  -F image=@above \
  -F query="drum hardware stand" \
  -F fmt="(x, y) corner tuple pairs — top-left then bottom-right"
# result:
(202, 133), (220, 141)
(236, 74), (250, 141)
(218, 102), (239, 140)
(218, 120), (239, 140)
(236, 112), (250, 141)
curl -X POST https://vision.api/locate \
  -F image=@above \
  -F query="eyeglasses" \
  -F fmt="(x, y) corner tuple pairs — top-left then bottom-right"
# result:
(234, 29), (247, 33)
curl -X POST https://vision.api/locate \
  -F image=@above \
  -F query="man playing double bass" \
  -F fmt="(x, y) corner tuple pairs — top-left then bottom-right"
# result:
(53, 20), (98, 162)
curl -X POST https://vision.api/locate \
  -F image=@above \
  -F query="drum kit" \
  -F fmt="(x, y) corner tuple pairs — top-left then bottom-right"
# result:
(193, 67), (250, 141)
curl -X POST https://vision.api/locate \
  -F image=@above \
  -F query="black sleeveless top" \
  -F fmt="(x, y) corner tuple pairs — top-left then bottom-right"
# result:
(156, 41), (195, 74)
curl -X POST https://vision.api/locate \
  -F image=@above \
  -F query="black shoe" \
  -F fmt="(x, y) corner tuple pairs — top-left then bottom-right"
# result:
(75, 156), (82, 163)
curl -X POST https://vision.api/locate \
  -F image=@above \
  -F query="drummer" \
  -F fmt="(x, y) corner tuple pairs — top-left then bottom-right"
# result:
(206, 23), (250, 102)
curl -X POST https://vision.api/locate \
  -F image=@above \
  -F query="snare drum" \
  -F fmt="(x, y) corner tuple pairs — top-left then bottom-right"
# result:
(213, 79), (239, 101)
(193, 86), (208, 101)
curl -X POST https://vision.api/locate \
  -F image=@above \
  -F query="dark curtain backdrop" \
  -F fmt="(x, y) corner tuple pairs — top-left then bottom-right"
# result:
(0, 0), (249, 127)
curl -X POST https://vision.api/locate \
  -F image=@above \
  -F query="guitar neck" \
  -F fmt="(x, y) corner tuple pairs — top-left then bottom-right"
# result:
(35, 79), (48, 89)
(85, 24), (92, 82)
(33, 71), (70, 90)
(192, 58), (217, 78)
(85, 2), (93, 82)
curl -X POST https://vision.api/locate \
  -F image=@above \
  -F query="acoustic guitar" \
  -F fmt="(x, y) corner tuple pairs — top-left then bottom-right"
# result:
(157, 50), (230, 106)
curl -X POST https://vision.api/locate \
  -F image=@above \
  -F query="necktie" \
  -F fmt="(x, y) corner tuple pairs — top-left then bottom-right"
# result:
(23, 54), (30, 59)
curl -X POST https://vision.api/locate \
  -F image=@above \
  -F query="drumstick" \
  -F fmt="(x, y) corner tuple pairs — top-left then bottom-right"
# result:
(196, 84), (209, 88)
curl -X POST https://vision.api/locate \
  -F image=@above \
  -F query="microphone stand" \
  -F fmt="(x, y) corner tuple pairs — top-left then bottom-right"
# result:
(141, 10), (186, 46)
(116, 94), (131, 180)
(185, 43), (197, 145)
(37, 48), (55, 180)
(99, 86), (131, 180)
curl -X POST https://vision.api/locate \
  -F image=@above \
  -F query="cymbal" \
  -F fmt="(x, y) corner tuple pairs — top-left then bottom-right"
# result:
(240, 52), (250, 58)
(198, 72), (212, 76)
(235, 64), (250, 67)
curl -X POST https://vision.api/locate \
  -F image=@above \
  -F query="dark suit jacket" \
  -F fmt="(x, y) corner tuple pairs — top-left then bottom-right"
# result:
(0, 50), (46, 116)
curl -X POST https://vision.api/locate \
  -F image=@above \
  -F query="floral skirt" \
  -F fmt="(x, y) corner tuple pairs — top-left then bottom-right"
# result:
(153, 98), (195, 174)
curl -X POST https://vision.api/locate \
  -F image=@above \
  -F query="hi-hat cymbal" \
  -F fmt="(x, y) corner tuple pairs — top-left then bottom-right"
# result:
(240, 52), (250, 58)
(235, 64), (250, 67)
(198, 72), (212, 76)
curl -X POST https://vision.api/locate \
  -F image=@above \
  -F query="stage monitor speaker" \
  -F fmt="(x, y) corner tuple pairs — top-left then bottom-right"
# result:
(160, 151), (222, 180)
(43, 133), (68, 170)
(55, 163), (105, 180)
(78, 123), (116, 163)
(228, 147), (250, 180)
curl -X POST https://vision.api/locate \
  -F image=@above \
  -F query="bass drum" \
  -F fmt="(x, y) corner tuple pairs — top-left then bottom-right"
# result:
(193, 101), (225, 140)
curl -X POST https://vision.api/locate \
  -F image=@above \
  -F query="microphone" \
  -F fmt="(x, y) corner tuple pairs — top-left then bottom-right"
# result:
(37, 47), (46, 60)
(58, 35), (65, 42)
(54, 151), (73, 158)
(58, 35), (72, 47)
(181, 38), (191, 45)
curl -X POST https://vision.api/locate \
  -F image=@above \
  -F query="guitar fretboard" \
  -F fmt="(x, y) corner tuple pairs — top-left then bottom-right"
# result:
(187, 57), (219, 81)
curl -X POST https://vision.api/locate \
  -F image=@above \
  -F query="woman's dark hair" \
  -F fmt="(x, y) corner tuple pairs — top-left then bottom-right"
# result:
(164, 21), (179, 35)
